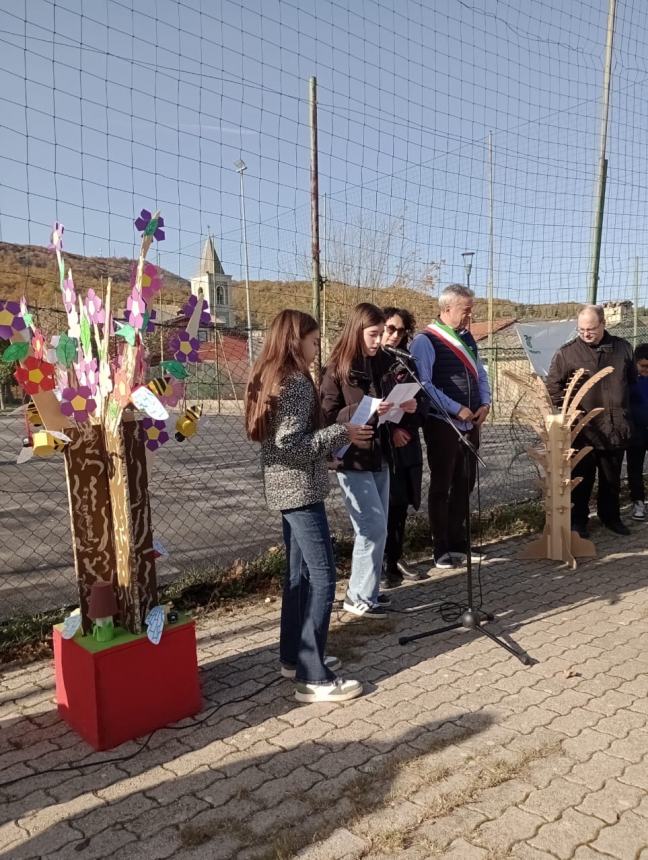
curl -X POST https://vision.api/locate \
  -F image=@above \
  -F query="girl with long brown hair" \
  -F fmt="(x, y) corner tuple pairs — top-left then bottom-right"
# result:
(245, 309), (370, 703)
(320, 303), (417, 617)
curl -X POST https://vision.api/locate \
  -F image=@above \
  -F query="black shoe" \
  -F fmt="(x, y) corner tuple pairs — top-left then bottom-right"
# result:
(396, 561), (428, 581)
(573, 522), (590, 539)
(380, 574), (403, 590)
(603, 520), (630, 536)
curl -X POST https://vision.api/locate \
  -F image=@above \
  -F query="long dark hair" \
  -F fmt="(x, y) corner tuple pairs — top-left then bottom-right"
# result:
(326, 302), (385, 384)
(245, 309), (319, 442)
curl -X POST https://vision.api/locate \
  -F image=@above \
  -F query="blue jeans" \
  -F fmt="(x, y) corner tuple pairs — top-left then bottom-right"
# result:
(280, 502), (337, 685)
(337, 465), (390, 605)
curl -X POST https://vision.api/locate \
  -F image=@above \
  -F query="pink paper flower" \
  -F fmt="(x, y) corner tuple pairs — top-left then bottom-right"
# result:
(48, 221), (64, 252)
(75, 357), (99, 394)
(84, 288), (105, 325)
(160, 378), (185, 407)
(31, 331), (45, 359)
(62, 275), (76, 314)
(141, 417), (169, 451)
(131, 261), (163, 303)
(113, 370), (131, 408)
(126, 287), (146, 331)
(60, 386), (97, 423)
(169, 331), (200, 364)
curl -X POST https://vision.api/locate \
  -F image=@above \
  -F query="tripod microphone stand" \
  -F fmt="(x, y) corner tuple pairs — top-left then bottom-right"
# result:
(390, 355), (529, 665)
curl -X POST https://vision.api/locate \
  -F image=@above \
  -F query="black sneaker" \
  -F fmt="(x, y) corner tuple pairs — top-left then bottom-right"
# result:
(375, 593), (392, 606)
(380, 574), (403, 590)
(342, 599), (390, 618)
(397, 562), (428, 581)
(603, 520), (630, 536)
(573, 522), (590, 539)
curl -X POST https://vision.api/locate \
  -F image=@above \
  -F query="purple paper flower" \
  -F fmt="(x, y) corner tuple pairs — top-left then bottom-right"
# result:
(126, 287), (146, 331)
(144, 307), (157, 333)
(134, 209), (165, 242)
(60, 386), (97, 423)
(74, 357), (99, 394)
(141, 417), (169, 451)
(181, 294), (211, 327)
(48, 222), (64, 252)
(62, 275), (76, 314)
(84, 288), (105, 325)
(169, 330), (201, 364)
(0, 300), (26, 339)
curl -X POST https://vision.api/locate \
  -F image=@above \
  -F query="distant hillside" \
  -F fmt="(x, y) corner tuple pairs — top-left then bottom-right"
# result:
(0, 241), (587, 327)
(0, 242), (190, 310)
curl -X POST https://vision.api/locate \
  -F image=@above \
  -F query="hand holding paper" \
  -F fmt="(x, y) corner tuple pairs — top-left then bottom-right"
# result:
(336, 395), (381, 457)
(378, 382), (421, 424)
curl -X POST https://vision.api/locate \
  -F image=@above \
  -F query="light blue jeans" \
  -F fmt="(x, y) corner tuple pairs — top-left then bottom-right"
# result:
(337, 465), (390, 605)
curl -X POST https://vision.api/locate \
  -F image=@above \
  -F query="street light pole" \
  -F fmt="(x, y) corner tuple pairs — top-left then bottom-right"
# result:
(462, 251), (475, 291)
(235, 159), (253, 365)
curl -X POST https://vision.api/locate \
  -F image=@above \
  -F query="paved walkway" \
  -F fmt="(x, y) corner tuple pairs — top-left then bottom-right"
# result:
(2, 521), (648, 859)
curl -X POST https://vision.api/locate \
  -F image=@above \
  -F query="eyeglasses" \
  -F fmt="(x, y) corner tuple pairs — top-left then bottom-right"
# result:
(385, 324), (407, 336)
(577, 325), (602, 334)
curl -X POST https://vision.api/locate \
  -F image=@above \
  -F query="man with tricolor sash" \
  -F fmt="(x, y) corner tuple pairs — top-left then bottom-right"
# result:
(410, 284), (491, 569)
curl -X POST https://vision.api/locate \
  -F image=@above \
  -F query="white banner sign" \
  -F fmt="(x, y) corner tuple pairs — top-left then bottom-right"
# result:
(515, 320), (577, 378)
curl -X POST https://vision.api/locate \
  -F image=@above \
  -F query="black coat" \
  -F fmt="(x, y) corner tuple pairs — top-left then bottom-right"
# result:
(380, 355), (423, 510)
(545, 332), (636, 449)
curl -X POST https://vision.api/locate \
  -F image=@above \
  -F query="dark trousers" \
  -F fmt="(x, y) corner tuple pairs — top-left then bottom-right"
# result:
(627, 433), (648, 502)
(571, 448), (624, 526)
(385, 503), (408, 571)
(280, 502), (337, 685)
(424, 418), (479, 559)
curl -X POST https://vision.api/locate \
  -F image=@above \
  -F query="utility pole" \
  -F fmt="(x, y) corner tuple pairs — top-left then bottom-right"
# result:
(309, 76), (322, 372)
(589, 0), (617, 304)
(487, 131), (496, 414)
(234, 159), (253, 365)
(634, 256), (639, 345)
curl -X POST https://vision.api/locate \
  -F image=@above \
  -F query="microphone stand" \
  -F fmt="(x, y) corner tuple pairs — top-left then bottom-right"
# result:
(391, 354), (529, 665)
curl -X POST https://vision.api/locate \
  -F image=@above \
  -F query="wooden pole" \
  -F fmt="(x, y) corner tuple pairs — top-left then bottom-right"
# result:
(309, 75), (322, 374)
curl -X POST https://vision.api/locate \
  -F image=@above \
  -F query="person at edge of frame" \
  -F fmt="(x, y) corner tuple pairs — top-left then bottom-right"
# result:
(409, 283), (491, 571)
(627, 343), (648, 522)
(244, 309), (371, 704)
(320, 302), (418, 618)
(379, 306), (426, 589)
(546, 304), (636, 538)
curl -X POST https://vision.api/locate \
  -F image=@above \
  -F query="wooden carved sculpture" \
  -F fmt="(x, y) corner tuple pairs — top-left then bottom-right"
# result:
(504, 365), (614, 568)
(2, 209), (205, 635)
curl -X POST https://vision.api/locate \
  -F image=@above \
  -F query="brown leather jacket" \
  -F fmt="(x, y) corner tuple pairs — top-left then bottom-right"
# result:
(545, 331), (636, 449)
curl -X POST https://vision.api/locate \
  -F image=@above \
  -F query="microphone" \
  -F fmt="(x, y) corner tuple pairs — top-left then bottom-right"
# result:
(382, 345), (411, 361)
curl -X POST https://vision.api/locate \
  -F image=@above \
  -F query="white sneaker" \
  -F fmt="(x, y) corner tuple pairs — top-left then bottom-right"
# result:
(295, 677), (363, 703)
(280, 655), (342, 679)
(434, 553), (455, 569)
(342, 599), (389, 618)
(632, 501), (645, 521)
(452, 548), (486, 564)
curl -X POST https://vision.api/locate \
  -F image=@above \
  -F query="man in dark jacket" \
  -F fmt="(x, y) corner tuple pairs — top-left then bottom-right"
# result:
(410, 284), (491, 569)
(545, 304), (636, 537)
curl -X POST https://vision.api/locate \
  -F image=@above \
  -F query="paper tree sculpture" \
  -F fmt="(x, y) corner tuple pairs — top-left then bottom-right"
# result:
(1, 208), (207, 635)
(504, 365), (614, 568)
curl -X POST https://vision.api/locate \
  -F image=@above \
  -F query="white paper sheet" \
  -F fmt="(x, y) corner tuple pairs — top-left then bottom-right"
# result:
(377, 382), (421, 425)
(335, 394), (382, 458)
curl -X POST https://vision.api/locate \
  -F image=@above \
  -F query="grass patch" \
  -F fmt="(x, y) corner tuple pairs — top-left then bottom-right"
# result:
(0, 607), (69, 664)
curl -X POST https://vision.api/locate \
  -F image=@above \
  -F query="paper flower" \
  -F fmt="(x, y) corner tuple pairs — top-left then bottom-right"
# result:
(126, 287), (146, 331)
(14, 357), (56, 395)
(181, 294), (211, 327)
(48, 221), (64, 252)
(19, 296), (34, 328)
(0, 300), (26, 339)
(113, 370), (131, 408)
(142, 307), (157, 333)
(60, 386), (97, 423)
(84, 288), (105, 325)
(134, 209), (165, 242)
(160, 378), (185, 407)
(31, 331), (45, 359)
(132, 261), (163, 303)
(75, 357), (99, 394)
(141, 417), (169, 451)
(62, 275), (76, 314)
(169, 331), (200, 363)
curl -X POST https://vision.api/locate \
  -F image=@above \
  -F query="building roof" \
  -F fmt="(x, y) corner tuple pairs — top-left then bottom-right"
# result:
(198, 333), (249, 383)
(199, 236), (225, 277)
(469, 317), (518, 342)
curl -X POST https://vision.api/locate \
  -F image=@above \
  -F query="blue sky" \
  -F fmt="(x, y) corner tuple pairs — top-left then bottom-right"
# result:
(0, 0), (647, 308)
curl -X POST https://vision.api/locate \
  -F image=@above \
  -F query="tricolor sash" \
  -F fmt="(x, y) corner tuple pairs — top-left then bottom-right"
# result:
(426, 320), (479, 380)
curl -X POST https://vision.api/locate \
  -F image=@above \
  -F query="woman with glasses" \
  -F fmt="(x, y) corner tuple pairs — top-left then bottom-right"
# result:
(380, 307), (426, 588)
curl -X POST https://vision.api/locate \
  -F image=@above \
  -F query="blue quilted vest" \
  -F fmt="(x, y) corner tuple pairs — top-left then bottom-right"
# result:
(422, 328), (482, 413)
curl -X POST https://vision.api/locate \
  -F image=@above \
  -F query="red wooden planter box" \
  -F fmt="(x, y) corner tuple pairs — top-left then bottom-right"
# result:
(53, 617), (201, 750)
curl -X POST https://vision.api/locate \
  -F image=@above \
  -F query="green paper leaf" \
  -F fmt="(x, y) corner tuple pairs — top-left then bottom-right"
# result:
(114, 321), (137, 347)
(1, 341), (30, 363)
(161, 359), (188, 380)
(140, 311), (150, 333)
(56, 334), (78, 367)
(144, 217), (159, 237)
(22, 311), (34, 328)
(80, 317), (92, 355)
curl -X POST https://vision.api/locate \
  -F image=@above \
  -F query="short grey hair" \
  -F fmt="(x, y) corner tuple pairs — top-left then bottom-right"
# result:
(578, 304), (605, 323)
(439, 283), (475, 311)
